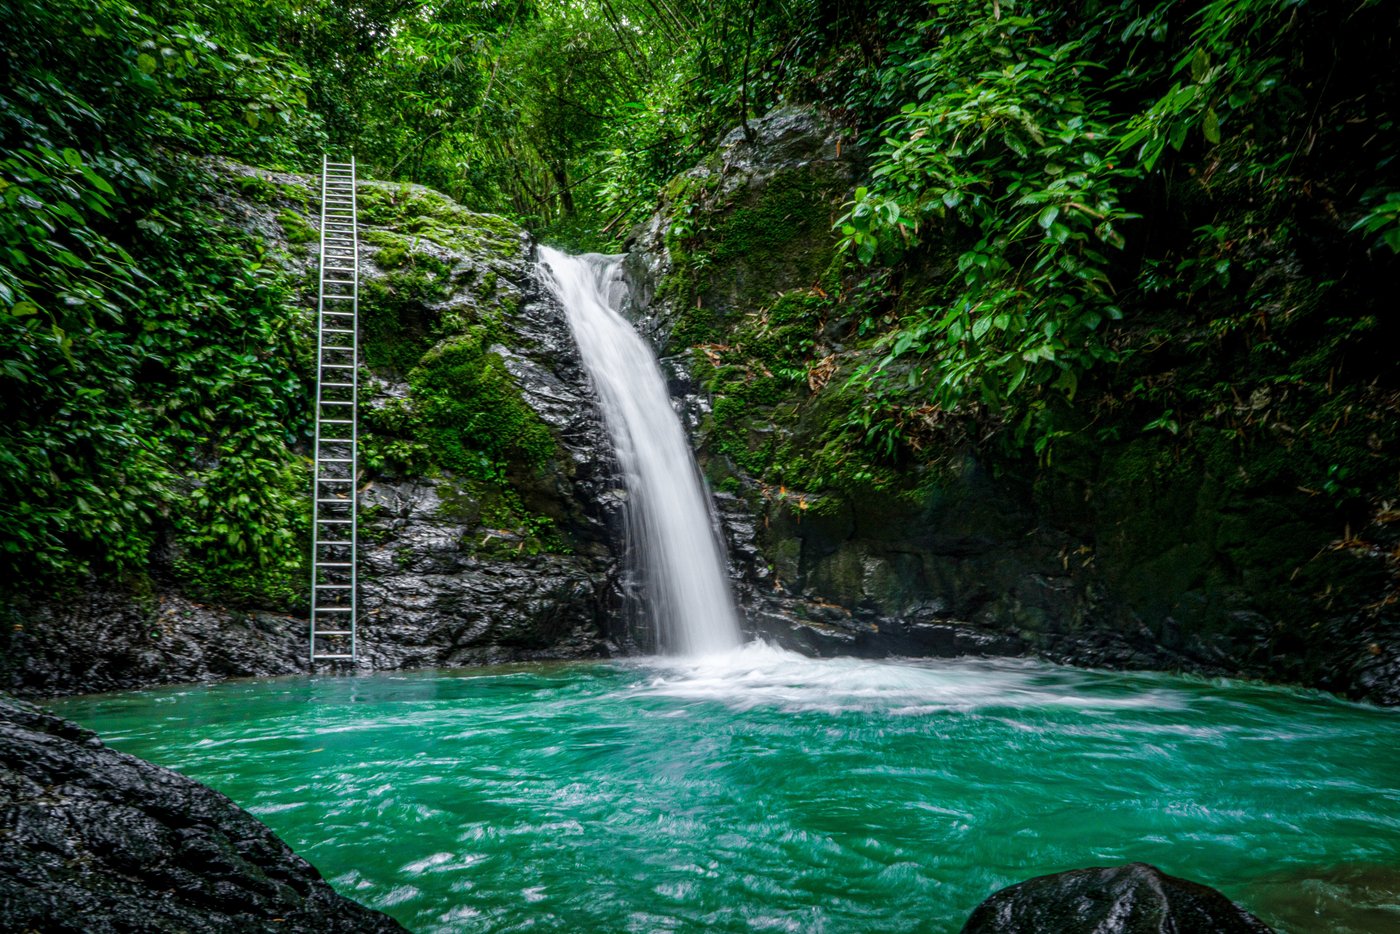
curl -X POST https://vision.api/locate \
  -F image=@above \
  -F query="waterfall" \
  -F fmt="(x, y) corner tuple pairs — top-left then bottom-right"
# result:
(538, 246), (742, 655)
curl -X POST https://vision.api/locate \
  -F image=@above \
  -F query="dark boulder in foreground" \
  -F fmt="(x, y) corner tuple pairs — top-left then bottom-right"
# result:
(961, 862), (1274, 934)
(0, 694), (405, 933)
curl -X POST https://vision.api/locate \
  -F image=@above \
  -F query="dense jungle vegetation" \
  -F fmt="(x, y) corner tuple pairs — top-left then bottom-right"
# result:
(2, 0), (1398, 614)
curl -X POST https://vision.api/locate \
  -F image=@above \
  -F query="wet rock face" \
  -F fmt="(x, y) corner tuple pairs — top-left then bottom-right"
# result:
(347, 195), (629, 665)
(355, 478), (620, 668)
(622, 103), (862, 353)
(960, 863), (1275, 934)
(0, 694), (405, 933)
(0, 593), (306, 697)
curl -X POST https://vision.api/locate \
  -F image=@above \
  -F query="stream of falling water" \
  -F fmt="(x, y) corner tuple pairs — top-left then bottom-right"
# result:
(538, 246), (742, 655)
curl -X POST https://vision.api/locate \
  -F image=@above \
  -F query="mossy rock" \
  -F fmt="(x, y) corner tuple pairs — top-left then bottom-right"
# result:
(357, 182), (523, 260)
(276, 210), (316, 245)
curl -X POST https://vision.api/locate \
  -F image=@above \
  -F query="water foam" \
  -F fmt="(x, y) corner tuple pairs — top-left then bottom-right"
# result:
(627, 641), (1188, 714)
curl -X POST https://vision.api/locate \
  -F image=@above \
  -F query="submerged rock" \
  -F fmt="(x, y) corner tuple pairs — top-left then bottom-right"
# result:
(960, 863), (1274, 934)
(0, 693), (405, 932)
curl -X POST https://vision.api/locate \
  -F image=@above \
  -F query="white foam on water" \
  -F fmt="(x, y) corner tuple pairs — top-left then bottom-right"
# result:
(625, 641), (1187, 715)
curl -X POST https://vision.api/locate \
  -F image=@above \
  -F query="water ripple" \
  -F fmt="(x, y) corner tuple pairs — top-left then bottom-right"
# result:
(53, 646), (1400, 934)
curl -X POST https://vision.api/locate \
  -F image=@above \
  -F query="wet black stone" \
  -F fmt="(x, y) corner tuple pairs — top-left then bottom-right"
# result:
(0, 693), (405, 933)
(960, 863), (1275, 934)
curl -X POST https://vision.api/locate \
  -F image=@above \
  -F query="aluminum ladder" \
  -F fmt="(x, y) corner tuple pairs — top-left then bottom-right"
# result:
(310, 155), (360, 664)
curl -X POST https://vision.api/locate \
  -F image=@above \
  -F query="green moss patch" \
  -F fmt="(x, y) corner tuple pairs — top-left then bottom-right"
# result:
(277, 209), (316, 244)
(410, 335), (556, 480)
(358, 182), (523, 259)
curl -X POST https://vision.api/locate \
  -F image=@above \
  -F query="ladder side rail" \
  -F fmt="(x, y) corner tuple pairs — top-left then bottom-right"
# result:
(349, 155), (359, 662)
(310, 154), (329, 665)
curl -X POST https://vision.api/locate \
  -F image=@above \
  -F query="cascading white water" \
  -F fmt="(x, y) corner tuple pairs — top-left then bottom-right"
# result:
(539, 246), (742, 655)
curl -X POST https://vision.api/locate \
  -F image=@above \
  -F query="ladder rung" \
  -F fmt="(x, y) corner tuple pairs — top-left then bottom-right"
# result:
(322, 382), (354, 387)
(321, 364), (354, 369)
(318, 519), (353, 524)
(312, 654), (355, 660)
(321, 399), (353, 405)
(318, 562), (353, 567)
(318, 477), (354, 483)
(319, 438), (353, 444)
(314, 606), (354, 612)
(322, 328), (355, 334)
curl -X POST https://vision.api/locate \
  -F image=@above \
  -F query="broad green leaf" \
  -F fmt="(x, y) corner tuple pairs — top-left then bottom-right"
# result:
(1203, 108), (1221, 144)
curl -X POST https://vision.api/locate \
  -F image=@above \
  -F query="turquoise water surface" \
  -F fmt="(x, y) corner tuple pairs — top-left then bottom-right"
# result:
(53, 644), (1400, 933)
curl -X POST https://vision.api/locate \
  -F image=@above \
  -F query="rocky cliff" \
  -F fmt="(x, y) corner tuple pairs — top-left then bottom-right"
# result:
(623, 105), (1400, 705)
(2, 163), (628, 697)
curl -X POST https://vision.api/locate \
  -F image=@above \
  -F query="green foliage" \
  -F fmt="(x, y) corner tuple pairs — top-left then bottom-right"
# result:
(174, 452), (310, 609)
(1352, 193), (1400, 253)
(1, 0), (315, 599)
(830, 0), (1399, 463)
(277, 210), (316, 244)
(837, 4), (1140, 438)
